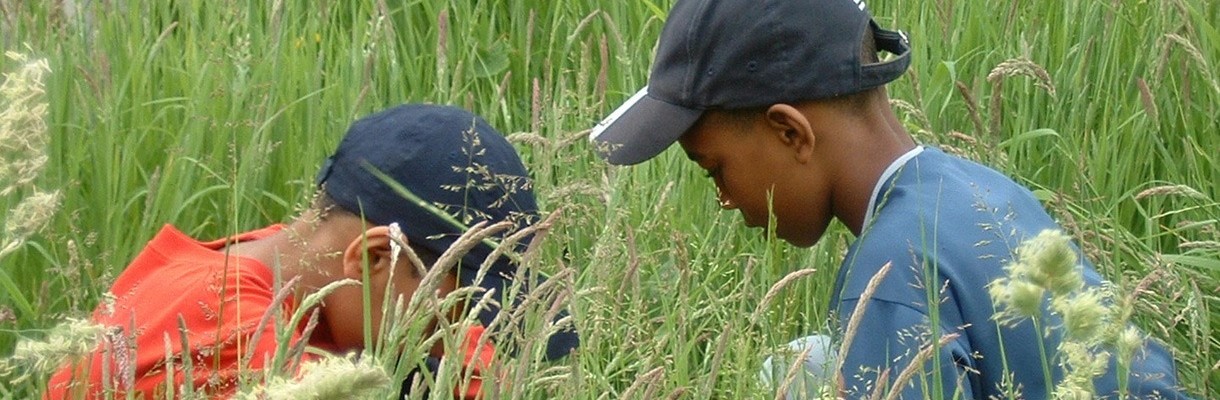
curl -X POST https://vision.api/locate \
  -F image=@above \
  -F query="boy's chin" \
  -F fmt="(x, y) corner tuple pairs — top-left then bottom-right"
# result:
(779, 234), (819, 248)
(741, 214), (821, 247)
(757, 225), (819, 247)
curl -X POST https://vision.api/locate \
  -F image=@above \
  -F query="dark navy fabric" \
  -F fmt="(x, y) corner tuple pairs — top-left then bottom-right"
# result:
(830, 147), (1188, 399)
(591, 0), (912, 166)
(317, 104), (579, 360)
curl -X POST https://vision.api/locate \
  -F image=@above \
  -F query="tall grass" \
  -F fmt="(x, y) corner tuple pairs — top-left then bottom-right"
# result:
(1, 0), (1216, 398)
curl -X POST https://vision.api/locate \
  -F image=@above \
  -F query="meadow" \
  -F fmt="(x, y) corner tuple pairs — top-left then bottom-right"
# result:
(0, 0), (1217, 398)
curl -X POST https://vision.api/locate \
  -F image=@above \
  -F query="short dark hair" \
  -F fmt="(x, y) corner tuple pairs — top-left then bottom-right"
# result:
(859, 23), (880, 64)
(309, 188), (352, 221)
(310, 189), (442, 270)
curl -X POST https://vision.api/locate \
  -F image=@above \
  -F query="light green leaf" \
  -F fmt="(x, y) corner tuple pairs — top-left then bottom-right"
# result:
(1162, 254), (1220, 272)
(999, 128), (1060, 149)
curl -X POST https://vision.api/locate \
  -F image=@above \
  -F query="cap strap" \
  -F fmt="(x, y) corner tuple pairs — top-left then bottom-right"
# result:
(860, 23), (912, 86)
(873, 26), (910, 58)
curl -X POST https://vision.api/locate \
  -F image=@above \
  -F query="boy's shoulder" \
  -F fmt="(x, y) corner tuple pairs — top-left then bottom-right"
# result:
(862, 147), (1055, 246)
(114, 225), (281, 293)
(101, 224), (287, 336)
(834, 148), (1060, 304)
(48, 225), (293, 397)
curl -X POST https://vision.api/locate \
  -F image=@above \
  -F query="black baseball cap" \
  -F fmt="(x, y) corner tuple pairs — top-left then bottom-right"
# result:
(316, 104), (577, 360)
(590, 0), (912, 165)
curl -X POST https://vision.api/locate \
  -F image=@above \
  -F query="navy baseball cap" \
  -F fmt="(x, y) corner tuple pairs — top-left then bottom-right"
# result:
(316, 104), (578, 360)
(590, 0), (912, 165)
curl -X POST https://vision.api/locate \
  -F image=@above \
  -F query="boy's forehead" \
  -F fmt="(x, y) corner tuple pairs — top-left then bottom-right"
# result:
(676, 132), (703, 160)
(677, 114), (730, 157)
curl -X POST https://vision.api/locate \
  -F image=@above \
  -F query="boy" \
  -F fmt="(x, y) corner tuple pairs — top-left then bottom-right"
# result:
(590, 0), (1188, 398)
(47, 104), (578, 398)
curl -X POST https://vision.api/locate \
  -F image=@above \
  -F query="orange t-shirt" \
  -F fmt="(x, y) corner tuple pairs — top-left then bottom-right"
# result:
(46, 224), (309, 398)
(46, 224), (497, 399)
(451, 324), (495, 398)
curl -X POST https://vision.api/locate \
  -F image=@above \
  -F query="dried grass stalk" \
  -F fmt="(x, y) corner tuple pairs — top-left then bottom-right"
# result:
(750, 268), (817, 325)
(835, 262), (893, 388)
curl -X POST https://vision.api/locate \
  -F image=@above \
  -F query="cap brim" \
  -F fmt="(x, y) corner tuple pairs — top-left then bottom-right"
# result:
(458, 267), (580, 360)
(589, 87), (703, 165)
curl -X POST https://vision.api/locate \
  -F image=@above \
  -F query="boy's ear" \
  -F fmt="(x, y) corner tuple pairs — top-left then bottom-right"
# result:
(765, 103), (815, 163)
(341, 225), (396, 278)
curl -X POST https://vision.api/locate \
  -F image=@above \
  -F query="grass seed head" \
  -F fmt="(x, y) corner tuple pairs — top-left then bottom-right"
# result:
(1054, 340), (1111, 399)
(240, 354), (390, 400)
(1134, 184), (1207, 200)
(987, 57), (1057, 98)
(3, 318), (106, 383)
(1021, 230), (1082, 296)
(1053, 288), (1109, 343)
(1008, 280), (1046, 318)
(5, 190), (62, 240)
(1114, 326), (1144, 364)
(0, 50), (52, 196)
(989, 273), (1046, 324)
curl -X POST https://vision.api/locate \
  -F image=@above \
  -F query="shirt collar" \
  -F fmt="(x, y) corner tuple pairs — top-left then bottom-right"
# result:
(861, 146), (924, 228)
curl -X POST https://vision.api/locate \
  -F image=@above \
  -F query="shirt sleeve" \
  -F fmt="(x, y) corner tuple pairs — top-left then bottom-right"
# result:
(836, 298), (978, 399)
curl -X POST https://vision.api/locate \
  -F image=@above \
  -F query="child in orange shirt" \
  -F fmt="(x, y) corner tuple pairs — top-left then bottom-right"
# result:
(47, 104), (578, 398)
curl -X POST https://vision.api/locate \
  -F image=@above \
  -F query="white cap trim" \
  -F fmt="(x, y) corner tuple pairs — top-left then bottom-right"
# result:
(589, 86), (649, 142)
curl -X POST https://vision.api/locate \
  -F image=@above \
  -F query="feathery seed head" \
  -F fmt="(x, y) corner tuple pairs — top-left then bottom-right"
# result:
(1021, 230), (1083, 296)
(1053, 288), (1109, 343)
(3, 318), (106, 382)
(240, 354), (390, 399)
(5, 190), (62, 240)
(0, 50), (52, 196)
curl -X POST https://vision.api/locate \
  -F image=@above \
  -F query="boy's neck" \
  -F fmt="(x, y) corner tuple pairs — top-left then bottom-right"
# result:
(814, 98), (916, 236)
(223, 214), (352, 298)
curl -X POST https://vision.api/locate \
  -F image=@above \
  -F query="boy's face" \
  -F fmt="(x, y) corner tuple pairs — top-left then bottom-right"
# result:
(321, 228), (458, 353)
(678, 108), (833, 247)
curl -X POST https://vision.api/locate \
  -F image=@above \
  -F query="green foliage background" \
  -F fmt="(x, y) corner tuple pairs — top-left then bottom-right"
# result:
(1, 0), (1216, 398)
